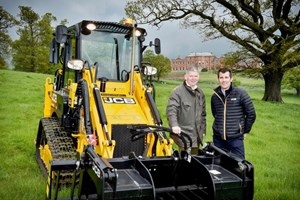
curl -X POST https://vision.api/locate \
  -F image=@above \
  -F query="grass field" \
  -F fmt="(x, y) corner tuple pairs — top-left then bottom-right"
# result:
(0, 69), (299, 200)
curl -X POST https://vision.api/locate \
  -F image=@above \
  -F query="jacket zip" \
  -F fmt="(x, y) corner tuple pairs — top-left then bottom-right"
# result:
(213, 91), (227, 140)
(194, 94), (198, 134)
(223, 98), (227, 140)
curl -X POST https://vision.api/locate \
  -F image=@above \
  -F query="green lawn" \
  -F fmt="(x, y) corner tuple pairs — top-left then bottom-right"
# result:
(0, 69), (299, 200)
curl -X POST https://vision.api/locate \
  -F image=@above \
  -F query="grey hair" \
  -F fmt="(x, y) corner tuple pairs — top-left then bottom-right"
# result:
(186, 66), (200, 74)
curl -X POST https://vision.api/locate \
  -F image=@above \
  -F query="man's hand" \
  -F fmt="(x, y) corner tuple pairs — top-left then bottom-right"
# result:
(172, 126), (181, 134)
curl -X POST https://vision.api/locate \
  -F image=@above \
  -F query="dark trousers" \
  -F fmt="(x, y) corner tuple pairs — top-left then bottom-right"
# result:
(213, 135), (245, 159)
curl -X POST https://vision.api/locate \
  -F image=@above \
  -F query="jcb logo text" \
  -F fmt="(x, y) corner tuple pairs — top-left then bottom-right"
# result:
(103, 97), (136, 104)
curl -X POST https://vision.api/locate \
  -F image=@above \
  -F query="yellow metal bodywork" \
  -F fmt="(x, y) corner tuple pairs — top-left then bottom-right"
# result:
(40, 67), (173, 161)
(39, 144), (52, 171)
(68, 83), (77, 108)
(43, 77), (54, 117)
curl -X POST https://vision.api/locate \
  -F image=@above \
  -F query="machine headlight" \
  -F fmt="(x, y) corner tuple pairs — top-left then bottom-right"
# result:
(86, 23), (96, 31)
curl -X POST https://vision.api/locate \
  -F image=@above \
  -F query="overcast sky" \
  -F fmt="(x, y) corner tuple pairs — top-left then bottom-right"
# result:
(1, 0), (237, 58)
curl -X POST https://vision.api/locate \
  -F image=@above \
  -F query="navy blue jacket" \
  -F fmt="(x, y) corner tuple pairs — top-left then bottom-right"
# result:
(211, 85), (256, 140)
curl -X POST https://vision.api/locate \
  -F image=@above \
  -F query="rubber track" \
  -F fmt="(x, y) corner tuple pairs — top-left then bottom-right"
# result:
(40, 117), (77, 186)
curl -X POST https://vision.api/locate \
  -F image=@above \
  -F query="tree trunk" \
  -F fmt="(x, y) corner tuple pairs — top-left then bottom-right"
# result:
(296, 88), (300, 96)
(262, 70), (283, 102)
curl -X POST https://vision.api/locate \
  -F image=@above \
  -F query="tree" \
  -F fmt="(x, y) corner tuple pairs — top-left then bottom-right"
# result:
(222, 51), (246, 69)
(12, 6), (56, 73)
(282, 66), (300, 96)
(143, 49), (171, 81)
(0, 6), (17, 69)
(223, 50), (257, 68)
(222, 50), (264, 79)
(125, 0), (300, 102)
(35, 13), (57, 73)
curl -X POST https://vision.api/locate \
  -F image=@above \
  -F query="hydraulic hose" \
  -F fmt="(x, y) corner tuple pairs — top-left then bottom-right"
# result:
(145, 90), (162, 125)
(93, 86), (112, 143)
(79, 80), (92, 135)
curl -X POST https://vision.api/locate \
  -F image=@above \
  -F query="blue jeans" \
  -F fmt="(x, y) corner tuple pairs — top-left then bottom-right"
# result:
(213, 135), (245, 159)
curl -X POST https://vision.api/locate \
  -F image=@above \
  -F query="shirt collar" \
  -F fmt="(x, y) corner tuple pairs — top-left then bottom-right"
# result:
(185, 81), (198, 90)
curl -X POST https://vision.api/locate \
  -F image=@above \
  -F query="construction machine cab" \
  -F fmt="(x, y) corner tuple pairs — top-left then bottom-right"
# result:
(50, 20), (160, 84)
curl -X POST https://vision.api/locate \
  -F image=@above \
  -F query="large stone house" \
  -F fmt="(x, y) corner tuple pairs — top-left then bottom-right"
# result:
(171, 52), (223, 71)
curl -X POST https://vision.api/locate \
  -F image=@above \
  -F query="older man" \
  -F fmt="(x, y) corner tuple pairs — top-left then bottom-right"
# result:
(166, 66), (206, 154)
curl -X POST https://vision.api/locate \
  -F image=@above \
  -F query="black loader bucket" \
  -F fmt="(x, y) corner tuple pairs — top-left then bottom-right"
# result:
(46, 143), (253, 200)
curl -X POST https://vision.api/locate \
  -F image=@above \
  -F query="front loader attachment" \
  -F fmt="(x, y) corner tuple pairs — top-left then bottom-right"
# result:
(46, 145), (155, 200)
(47, 143), (253, 200)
